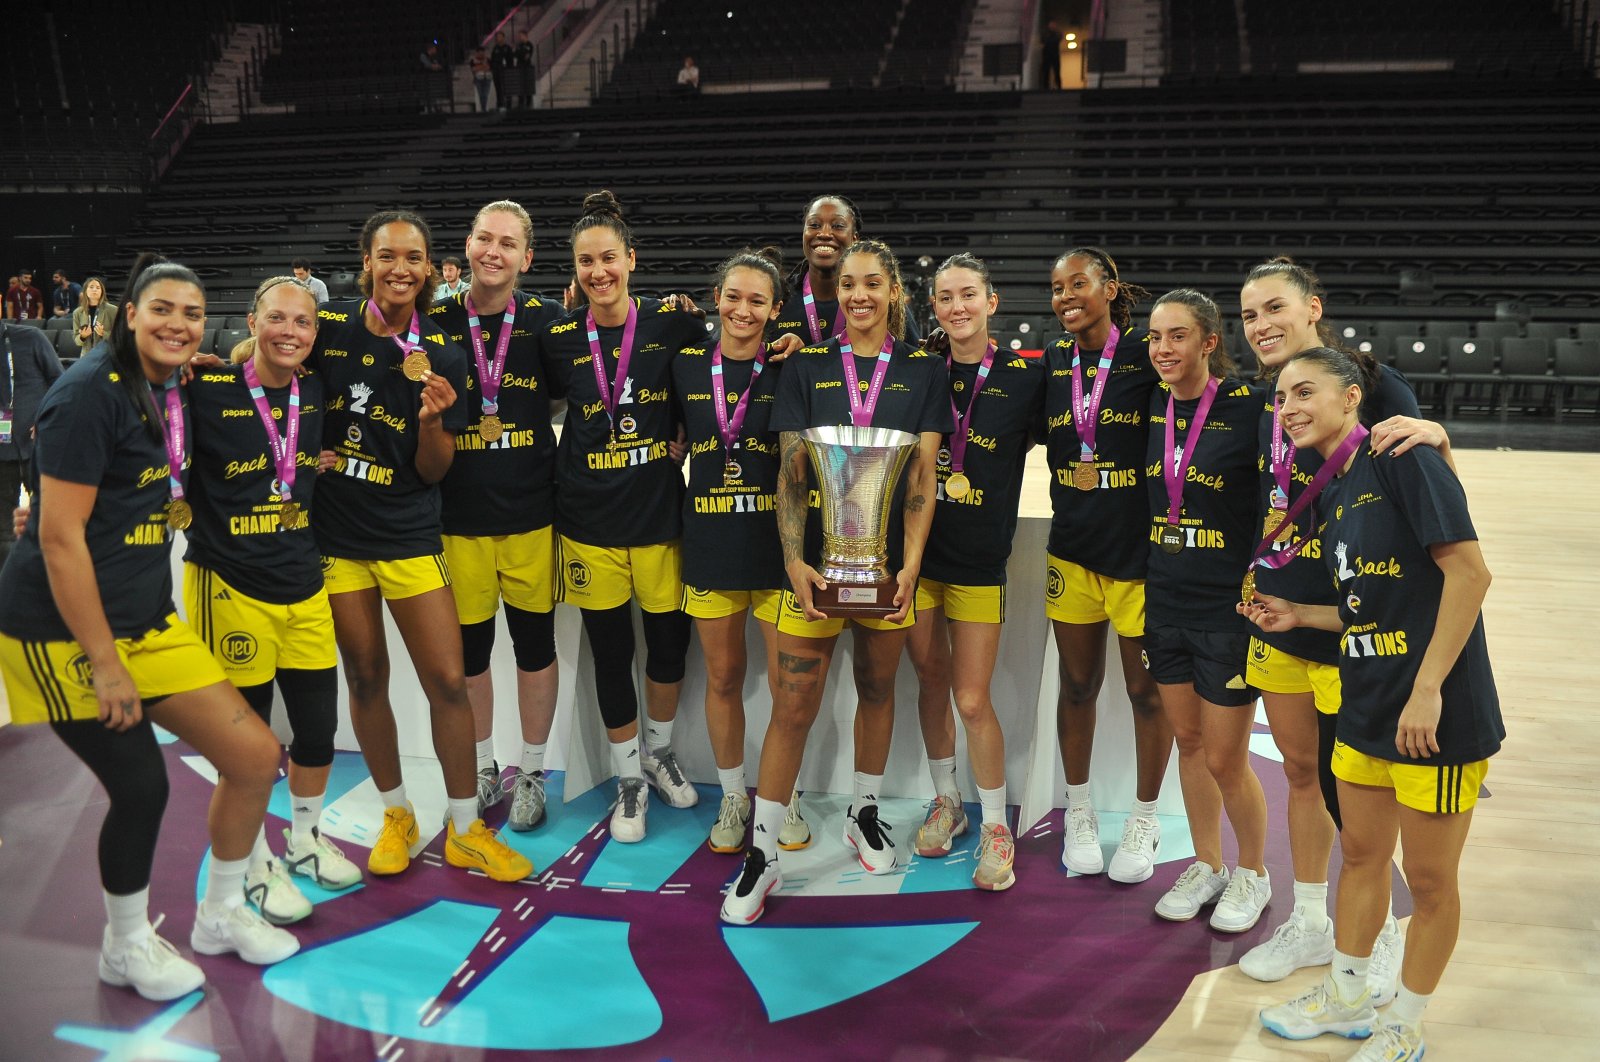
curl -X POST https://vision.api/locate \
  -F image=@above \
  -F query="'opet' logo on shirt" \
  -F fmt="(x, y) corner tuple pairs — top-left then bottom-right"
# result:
(550, 320), (580, 335)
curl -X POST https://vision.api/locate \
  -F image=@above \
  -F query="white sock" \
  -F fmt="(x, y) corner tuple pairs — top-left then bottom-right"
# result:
(927, 755), (960, 800)
(475, 736), (495, 771)
(378, 783), (408, 809)
(104, 887), (152, 946)
(1331, 947), (1371, 1004)
(1067, 781), (1092, 809)
(520, 742), (546, 776)
(853, 771), (883, 809)
(717, 763), (746, 796)
(1293, 880), (1331, 931)
(290, 791), (324, 846)
(643, 716), (674, 752)
(751, 797), (784, 860)
(611, 735), (642, 781)
(204, 854), (251, 913)
(249, 826), (274, 872)
(1131, 797), (1159, 821)
(1389, 983), (1430, 1028)
(447, 797), (478, 834)
(977, 784), (1007, 827)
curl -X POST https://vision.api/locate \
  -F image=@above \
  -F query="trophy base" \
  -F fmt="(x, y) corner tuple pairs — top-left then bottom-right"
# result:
(814, 579), (898, 619)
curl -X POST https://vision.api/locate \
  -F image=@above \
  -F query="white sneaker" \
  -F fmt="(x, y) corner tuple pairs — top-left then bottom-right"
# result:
(1155, 861), (1230, 921)
(476, 762), (504, 818)
(720, 847), (782, 925)
(610, 778), (648, 843)
(244, 858), (313, 925)
(1107, 814), (1161, 883)
(1351, 1020), (1424, 1061)
(843, 803), (898, 875)
(282, 827), (362, 890)
(1259, 976), (1376, 1041)
(506, 769), (547, 832)
(1061, 803), (1103, 874)
(641, 747), (699, 808)
(1210, 867), (1271, 932)
(191, 901), (300, 965)
(778, 791), (811, 851)
(99, 928), (206, 1001)
(1241, 911), (1336, 981)
(708, 791), (751, 854)
(1369, 916), (1404, 1007)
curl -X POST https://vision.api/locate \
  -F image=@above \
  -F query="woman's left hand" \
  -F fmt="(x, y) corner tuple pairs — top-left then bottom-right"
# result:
(767, 332), (804, 362)
(1395, 685), (1443, 759)
(664, 293), (704, 319)
(668, 425), (688, 465)
(1369, 416), (1448, 458)
(419, 371), (457, 424)
(886, 567), (919, 624)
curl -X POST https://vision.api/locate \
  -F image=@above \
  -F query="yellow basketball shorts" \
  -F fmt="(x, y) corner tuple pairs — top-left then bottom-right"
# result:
(915, 579), (1005, 624)
(1247, 638), (1343, 715)
(1043, 553), (1145, 638)
(1331, 740), (1489, 814)
(442, 526), (555, 625)
(183, 564), (337, 687)
(775, 586), (917, 638)
(682, 585), (782, 624)
(322, 553), (451, 600)
(557, 535), (682, 613)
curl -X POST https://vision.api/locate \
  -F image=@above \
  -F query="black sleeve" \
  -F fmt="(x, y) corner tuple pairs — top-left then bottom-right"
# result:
(917, 358), (956, 434)
(1382, 445), (1478, 549)
(769, 356), (810, 433)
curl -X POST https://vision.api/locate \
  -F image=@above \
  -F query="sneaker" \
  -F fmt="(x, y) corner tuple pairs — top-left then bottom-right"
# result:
(972, 823), (1016, 891)
(641, 747), (699, 808)
(720, 847), (781, 925)
(244, 858), (312, 925)
(843, 803), (898, 875)
(1351, 1020), (1424, 1061)
(506, 770), (547, 832)
(1107, 814), (1161, 883)
(368, 803), (424, 876)
(1369, 916), (1405, 1007)
(1154, 861), (1230, 922)
(1259, 976), (1376, 1041)
(282, 827), (362, 890)
(1240, 912), (1336, 981)
(1210, 867), (1271, 932)
(778, 792), (811, 851)
(445, 818), (534, 881)
(476, 763), (504, 818)
(191, 901), (300, 965)
(914, 794), (969, 857)
(1061, 803), (1104, 874)
(610, 778), (648, 843)
(99, 928), (206, 1001)
(708, 792), (751, 854)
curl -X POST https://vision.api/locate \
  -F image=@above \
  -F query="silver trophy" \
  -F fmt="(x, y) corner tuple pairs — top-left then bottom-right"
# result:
(801, 425), (919, 617)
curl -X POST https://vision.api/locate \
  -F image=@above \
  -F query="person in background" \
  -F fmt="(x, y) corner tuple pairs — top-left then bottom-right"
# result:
(74, 277), (116, 354)
(420, 43), (444, 71)
(13, 270), (44, 320)
(491, 31), (514, 110)
(291, 259), (329, 306)
(676, 56), (701, 96)
(435, 257), (469, 300)
(0, 318), (65, 564)
(52, 270), (82, 318)
(514, 30), (535, 107)
(4, 276), (18, 319)
(471, 47), (494, 112)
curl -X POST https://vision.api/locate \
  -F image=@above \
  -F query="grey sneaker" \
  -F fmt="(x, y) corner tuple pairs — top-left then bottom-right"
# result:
(476, 762), (504, 818)
(507, 769), (547, 832)
(641, 747), (698, 808)
(778, 791), (811, 850)
(610, 778), (648, 843)
(708, 791), (751, 853)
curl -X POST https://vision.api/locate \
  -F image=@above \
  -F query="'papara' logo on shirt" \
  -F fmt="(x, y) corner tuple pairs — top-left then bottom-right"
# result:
(222, 409), (254, 418)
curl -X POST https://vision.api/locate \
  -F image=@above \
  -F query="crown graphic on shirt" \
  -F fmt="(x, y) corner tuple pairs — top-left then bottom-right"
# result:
(350, 382), (373, 404)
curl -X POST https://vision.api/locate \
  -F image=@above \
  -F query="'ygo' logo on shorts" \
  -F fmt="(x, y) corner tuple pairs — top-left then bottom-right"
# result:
(784, 592), (804, 615)
(567, 561), (591, 589)
(1250, 639), (1271, 663)
(1045, 567), (1064, 600)
(320, 556), (336, 574)
(65, 652), (95, 689)
(220, 632), (258, 665)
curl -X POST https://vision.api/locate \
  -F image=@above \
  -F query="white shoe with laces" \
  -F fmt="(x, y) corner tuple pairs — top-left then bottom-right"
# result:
(778, 792), (811, 851)
(1368, 916), (1405, 1006)
(1351, 1019), (1424, 1061)
(243, 858), (312, 925)
(1061, 803), (1103, 874)
(1154, 861), (1230, 921)
(98, 928), (206, 1001)
(610, 778), (649, 843)
(1259, 976), (1376, 1041)
(191, 900), (300, 965)
(282, 827), (363, 890)
(1107, 814), (1160, 883)
(708, 791), (751, 854)
(720, 847), (781, 925)
(1240, 911), (1336, 981)
(641, 747), (699, 808)
(843, 803), (898, 875)
(1209, 866), (1271, 932)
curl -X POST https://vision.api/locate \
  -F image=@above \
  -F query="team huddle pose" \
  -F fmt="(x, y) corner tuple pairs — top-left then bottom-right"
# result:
(0, 192), (1503, 1062)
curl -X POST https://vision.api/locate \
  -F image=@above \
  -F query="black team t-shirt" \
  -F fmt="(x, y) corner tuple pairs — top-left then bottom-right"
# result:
(541, 297), (706, 548)
(183, 365), (325, 605)
(310, 300), (471, 561)
(1143, 377), (1265, 634)
(768, 337), (954, 578)
(0, 348), (184, 640)
(429, 290), (564, 537)
(1044, 328), (1159, 581)
(672, 344), (784, 591)
(923, 350), (1046, 587)
(1319, 444), (1503, 764)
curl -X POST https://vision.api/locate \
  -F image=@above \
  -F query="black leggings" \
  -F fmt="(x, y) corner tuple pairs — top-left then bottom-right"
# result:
(238, 667), (339, 768)
(1318, 709), (1343, 832)
(460, 604), (557, 677)
(579, 603), (690, 730)
(51, 717), (168, 895)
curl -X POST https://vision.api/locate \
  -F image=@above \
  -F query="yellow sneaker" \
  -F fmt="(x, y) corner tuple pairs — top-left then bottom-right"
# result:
(368, 804), (421, 876)
(446, 819), (534, 882)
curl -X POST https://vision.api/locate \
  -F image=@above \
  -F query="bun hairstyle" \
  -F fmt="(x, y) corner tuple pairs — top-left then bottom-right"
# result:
(839, 238), (907, 340)
(357, 208), (436, 314)
(713, 244), (787, 306)
(1243, 255), (1381, 395)
(1151, 288), (1238, 380)
(473, 198), (534, 251)
(108, 252), (204, 443)
(231, 275), (318, 365)
(934, 252), (995, 296)
(1055, 246), (1153, 331)
(1283, 345), (1367, 416)
(570, 189), (633, 252)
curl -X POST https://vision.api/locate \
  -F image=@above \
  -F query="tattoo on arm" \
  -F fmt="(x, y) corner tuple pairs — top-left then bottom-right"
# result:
(777, 432), (809, 565)
(905, 493), (926, 514)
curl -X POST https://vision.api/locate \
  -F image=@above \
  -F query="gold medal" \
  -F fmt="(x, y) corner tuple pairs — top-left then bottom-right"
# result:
(1241, 569), (1257, 605)
(479, 414), (504, 442)
(1073, 461), (1098, 491)
(167, 499), (193, 530)
(402, 351), (431, 381)
(1156, 521), (1184, 554)
(945, 472), (971, 500)
(1263, 508), (1285, 538)
(280, 501), (301, 530)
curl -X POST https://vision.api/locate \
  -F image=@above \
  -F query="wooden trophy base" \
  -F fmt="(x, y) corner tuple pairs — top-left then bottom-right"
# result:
(814, 578), (898, 619)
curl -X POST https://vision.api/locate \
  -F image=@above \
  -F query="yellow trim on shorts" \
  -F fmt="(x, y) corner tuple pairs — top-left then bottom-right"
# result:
(1331, 740), (1489, 814)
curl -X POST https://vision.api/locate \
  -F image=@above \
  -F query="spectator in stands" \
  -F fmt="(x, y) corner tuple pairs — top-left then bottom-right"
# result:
(3, 276), (18, 319)
(420, 43), (444, 72)
(491, 31), (514, 110)
(514, 30), (535, 107)
(675, 55), (701, 95)
(1041, 20), (1064, 89)
(435, 257), (469, 299)
(291, 259), (330, 305)
(51, 270), (82, 318)
(471, 47), (494, 111)
(73, 276), (116, 353)
(13, 270), (44, 321)
(0, 319), (64, 564)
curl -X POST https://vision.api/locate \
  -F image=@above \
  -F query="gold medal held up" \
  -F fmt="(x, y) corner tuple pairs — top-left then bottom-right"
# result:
(167, 499), (193, 530)
(479, 414), (504, 442)
(279, 501), (301, 531)
(403, 351), (431, 382)
(945, 472), (971, 500)
(1241, 569), (1257, 605)
(1073, 462), (1097, 491)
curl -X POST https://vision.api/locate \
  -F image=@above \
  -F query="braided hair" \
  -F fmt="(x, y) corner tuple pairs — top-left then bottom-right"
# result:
(1055, 246), (1152, 331)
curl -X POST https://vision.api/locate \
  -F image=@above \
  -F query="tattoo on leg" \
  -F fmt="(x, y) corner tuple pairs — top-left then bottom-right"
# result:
(778, 651), (820, 674)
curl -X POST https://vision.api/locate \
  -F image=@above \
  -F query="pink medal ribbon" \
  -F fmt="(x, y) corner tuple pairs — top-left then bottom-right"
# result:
(241, 360), (300, 505)
(800, 272), (847, 345)
(838, 333), (895, 428)
(585, 300), (639, 440)
(711, 343), (766, 456)
(945, 340), (997, 476)
(1268, 398), (1293, 511)
(367, 302), (421, 357)
(465, 293), (519, 417)
(1071, 324), (1121, 468)
(1247, 424), (1369, 574)
(157, 372), (187, 509)
(1161, 377), (1221, 526)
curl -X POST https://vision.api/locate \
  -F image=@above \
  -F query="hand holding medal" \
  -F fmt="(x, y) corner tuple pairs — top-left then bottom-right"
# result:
(1240, 423), (1370, 604)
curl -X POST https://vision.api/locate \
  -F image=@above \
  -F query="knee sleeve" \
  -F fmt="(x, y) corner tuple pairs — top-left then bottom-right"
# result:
(582, 603), (639, 730)
(52, 718), (169, 894)
(1317, 710), (1343, 832)
(640, 607), (690, 685)
(239, 681), (275, 727)
(504, 604), (556, 673)
(277, 667), (339, 768)
(460, 617), (496, 677)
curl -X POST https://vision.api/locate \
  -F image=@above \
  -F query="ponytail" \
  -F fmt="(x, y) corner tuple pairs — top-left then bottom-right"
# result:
(1151, 289), (1238, 380)
(840, 238), (906, 340)
(108, 252), (204, 443)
